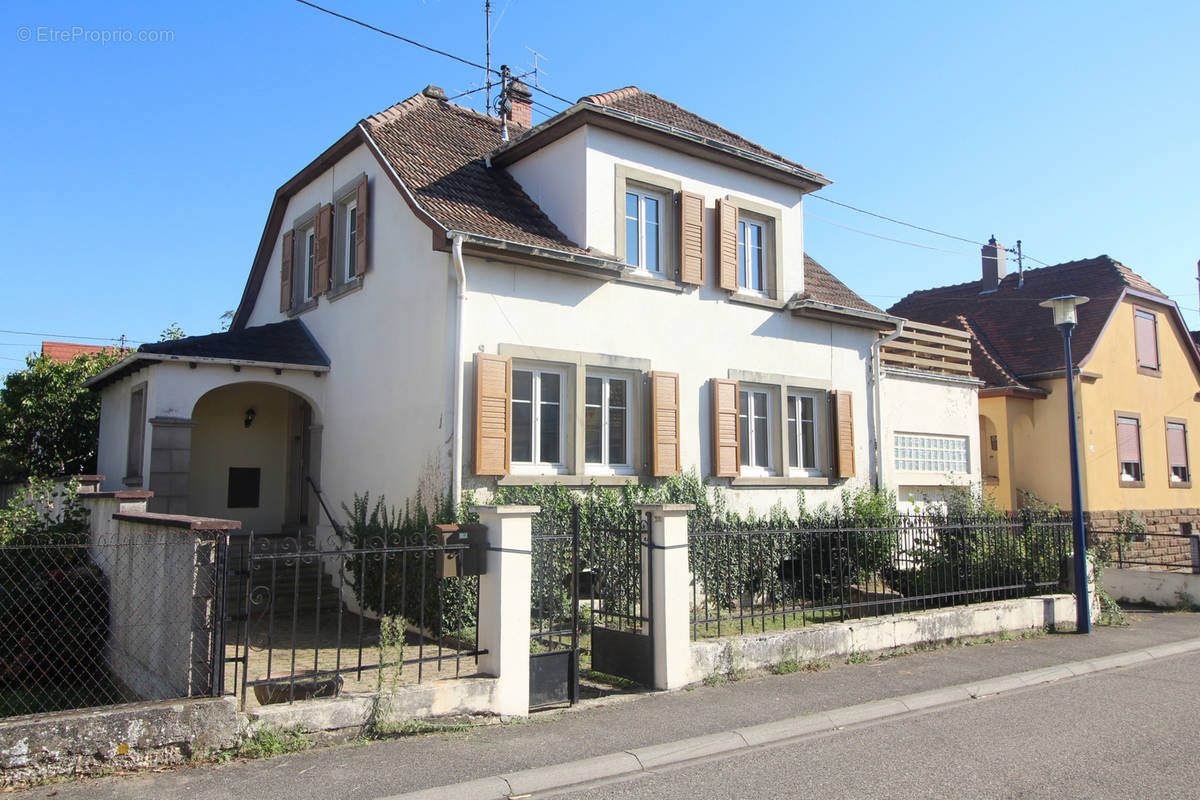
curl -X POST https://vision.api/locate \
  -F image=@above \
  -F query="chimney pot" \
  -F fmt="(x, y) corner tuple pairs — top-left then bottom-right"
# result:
(980, 235), (1006, 292)
(506, 79), (533, 128)
(421, 85), (448, 101)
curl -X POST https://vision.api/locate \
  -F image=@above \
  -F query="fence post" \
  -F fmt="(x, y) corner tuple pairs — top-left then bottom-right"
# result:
(472, 504), (538, 717)
(635, 504), (695, 691)
(1191, 535), (1200, 576)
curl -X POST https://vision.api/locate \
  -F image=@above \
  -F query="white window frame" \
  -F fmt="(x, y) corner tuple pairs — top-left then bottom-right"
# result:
(737, 217), (767, 296)
(584, 371), (633, 475)
(624, 187), (668, 276)
(511, 365), (567, 473)
(342, 199), (358, 283)
(786, 391), (821, 477)
(301, 224), (316, 301)
(738, 386), (775, 477)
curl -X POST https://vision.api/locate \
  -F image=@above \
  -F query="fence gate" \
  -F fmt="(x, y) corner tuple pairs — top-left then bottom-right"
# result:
(586, 509), (653, 687)
(529, 508), (581, 708)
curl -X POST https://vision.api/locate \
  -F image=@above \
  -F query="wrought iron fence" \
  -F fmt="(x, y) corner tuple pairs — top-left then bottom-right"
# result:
(688, 513), (1071, 639)
(1095, 531), (1200, 572)
(1, 531), (222, 719)
(224, 528), (483, 709)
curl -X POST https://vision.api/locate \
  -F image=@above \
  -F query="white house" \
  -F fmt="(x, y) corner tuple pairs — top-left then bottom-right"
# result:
(87, 81), (979, 536)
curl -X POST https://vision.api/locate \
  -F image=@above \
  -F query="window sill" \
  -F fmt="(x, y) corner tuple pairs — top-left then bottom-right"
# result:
(1170, 481), (1193, 489)
(728, 292), (786, 311)
(1137, 366), (1161, 378)
(1118, 479), (1146, 489)
(617, 270), (686, 293)
(122, 475), (143, 487)
(327, 276), (364, 302)
(728, 475), (835, 488)
(287, 297), (318, 317)
(497, 474), (643, 487)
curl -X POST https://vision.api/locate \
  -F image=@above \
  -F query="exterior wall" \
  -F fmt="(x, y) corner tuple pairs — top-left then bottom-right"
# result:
(505, 127), (589, 246)
(879, 368), (981, 510)
(97, 367), (156, 492)
(980, 387), (1072, 511)
(1078, 297), (1200, 511)
(460, 256), (876, 514)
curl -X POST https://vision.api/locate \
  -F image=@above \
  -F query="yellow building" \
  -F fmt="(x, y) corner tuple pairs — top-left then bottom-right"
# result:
(890, 245), (1200, 523)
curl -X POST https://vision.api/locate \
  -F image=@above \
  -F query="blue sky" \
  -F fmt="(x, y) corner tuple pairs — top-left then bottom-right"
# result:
(3, 1), (1198, 365)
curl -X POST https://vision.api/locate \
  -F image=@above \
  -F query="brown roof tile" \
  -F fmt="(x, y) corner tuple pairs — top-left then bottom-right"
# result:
(888, 255), (1168, 386)
(798, 255), (883, 314)
(41, 341), (125, 362)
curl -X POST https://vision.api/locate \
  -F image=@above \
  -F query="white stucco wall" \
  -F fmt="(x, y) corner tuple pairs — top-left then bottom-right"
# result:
(879, 368), (982, 511)
(505, 127), (589, 247)
(97, 367), (155, 491)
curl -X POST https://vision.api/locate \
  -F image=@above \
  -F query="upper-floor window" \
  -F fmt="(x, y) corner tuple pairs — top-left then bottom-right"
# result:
(1116, 414), (1143, 484)
(1134, 308), (1160, 374)
(625, 188), (666, 275)
(1167, 419), (1190, 485)
(787, 393), (819, 474)
(343, 200), (358, 282)
(738, 218), (766, 294)
(585, 374), (630, 471)
(512, 367), (563, 468)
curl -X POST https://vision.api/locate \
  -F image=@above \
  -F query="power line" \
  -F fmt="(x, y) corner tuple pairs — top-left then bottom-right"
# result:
(0, 328), (144, 344)
(806, 213), (976, 256)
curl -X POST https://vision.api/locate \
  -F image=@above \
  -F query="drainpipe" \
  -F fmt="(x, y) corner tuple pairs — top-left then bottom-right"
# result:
(870, 321), (905, 490)
(450, 233), (467, 513)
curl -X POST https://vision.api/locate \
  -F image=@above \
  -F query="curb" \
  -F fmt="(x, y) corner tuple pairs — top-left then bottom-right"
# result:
(380, 637), (1200, 800)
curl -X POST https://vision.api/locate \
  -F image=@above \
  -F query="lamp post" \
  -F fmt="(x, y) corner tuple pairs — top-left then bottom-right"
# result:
(1039, 295), (1091, 633)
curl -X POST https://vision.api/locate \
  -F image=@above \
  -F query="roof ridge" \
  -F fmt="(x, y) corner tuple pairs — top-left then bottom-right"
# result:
(956, 315), (1026, 387)
(363, 92), (523, 134)
(579, 86), (640, 105)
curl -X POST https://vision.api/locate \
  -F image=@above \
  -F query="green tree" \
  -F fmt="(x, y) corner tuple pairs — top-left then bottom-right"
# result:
(159, 322), (186, 341)
(0, 351), (119, 480)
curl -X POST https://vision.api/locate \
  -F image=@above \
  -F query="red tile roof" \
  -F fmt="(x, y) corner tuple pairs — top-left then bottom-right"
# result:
(41, 341), (123, 363)
(800, 255), (883, 314)
(888, 256), (1169, 387)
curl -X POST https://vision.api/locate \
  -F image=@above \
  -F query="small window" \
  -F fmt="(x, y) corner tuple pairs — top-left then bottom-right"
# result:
(894, 434), (970, 473)
(512, 367), (564, 468)
(1116, 415), (1143, 483)
(1167, 420), (1190, 484)
(787, 393), (819, 474)
(625, 188), (666, 275)
(227, 467), (261, 508)
(1134, 308), (1159, 372)
(343, 200), (358, 282)
(738, 388), (772, 474)
(301, 225), (316, 301)
(585, 374), (630, 471)
(125, 384), (146, 482)
(738, 218), (766, 294)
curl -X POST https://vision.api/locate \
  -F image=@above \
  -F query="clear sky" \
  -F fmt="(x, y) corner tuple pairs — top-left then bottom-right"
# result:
(3, 0), (1198, 366)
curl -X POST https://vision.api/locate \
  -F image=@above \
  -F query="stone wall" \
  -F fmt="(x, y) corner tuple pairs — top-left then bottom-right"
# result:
(1086, 508), (1199, 570)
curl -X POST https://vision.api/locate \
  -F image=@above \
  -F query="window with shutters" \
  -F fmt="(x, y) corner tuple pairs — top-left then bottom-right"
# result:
(738, 217), (767, 295)
(613, 165), (684, 283)
(1116, 413), (1143, 485)
(625, 188), (667, 275)
(584, 372), (631, 474)
(717, 196), (784, 300)
(1166, 419), (1190, 486)
(512, 366), (566, 471)
(330, 173), (369, 299)
(301, 225), (316, 301)
(738, 386), (775, 476)
(1133, 308), (1160, 375)
(787, 392), (821, 476)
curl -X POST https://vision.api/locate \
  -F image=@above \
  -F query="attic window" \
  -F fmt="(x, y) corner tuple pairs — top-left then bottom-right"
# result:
(1134, 308), (1160, 374)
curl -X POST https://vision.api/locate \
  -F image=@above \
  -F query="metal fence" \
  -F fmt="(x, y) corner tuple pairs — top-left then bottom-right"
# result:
(1095, 531), (1200, 572)
(688, 513), (1072, 639)
(224, 529), (483, 709)
(1, 531), (221, 719)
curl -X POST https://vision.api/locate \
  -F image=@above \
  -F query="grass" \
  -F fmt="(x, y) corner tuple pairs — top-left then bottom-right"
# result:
(846, 650), (874, 664)
(773, 658), (830, 675)
(580, 668), (643, 690)
(691, 608), (845, 640)
(237, 726), (311, 759)
(369, 718), (472, 738)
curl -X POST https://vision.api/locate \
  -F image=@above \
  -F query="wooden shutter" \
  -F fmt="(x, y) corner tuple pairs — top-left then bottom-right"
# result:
(649, 371), (681, 476)
(474, 353), (511, 476)
(678, 192), (705, 285)
(280, 229), (294, 312)
(314, 204), (333, 296)
(1134, 310), (1159, 370)
(711, 379), (740, 477)
(1117, 417), (1141, 463)
(830, 390), (855, 479)
(354, 175), (369, 276)
(716, 199), (738, 291)
(1167, 422), (1188, 468)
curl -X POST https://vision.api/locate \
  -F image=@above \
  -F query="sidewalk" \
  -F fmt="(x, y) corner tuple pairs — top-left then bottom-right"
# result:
(23, 609), (1200, 800)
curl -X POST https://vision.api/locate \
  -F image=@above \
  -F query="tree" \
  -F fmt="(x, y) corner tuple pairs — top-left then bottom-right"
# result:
(159, 323), (186, 341)
(0, 351), (119, 480)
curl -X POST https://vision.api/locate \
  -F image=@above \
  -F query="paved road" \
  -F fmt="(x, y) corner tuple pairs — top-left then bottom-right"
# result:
(561, 652), (1200, 800)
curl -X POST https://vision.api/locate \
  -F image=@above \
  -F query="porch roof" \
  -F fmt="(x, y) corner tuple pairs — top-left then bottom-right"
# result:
(85, 320), (329, 391)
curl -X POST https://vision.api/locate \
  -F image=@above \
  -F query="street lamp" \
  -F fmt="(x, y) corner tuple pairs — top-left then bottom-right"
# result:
(1038, 294), (1091, 634)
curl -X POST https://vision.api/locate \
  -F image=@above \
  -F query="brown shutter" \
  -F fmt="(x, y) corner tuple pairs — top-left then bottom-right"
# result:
(711, 378), (740, 477)
(314, 204), (333, 296)
(830, 390), (855, 479)
(355, 175), (369, 276)
(649, 371), (681, 476)
(280, 229), (294, 312)
(678, 192), (705, 285)
(1167, 423), (1188, 468)
(1134, 310), (1159, 370)
(716, 199), (738, 291)
(1117, 417), (1141, 463)
(474, 353), (511, 476)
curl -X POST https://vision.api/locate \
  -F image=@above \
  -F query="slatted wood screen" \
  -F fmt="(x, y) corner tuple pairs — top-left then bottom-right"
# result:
(879, 321), (972, 377)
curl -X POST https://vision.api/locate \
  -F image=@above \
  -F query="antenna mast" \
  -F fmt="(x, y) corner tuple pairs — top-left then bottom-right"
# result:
(1016, 239), (1024, 288)
(484, 0), (492, 116)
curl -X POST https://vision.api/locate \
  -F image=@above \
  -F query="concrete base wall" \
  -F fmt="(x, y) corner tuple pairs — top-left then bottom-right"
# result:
(1102, 567), (1200, 608)
(688, 594), (1077, 682)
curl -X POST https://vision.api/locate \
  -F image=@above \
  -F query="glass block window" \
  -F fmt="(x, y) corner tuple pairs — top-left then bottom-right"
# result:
(894, 434), (969, 473)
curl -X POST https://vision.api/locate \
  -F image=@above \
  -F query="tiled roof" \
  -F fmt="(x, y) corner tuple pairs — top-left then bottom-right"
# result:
(579, 88), (823, 178)
(41, 341), (124, 363)
(362, 95), (587, 253)
(888, 255), (1168, 386)
(799, 255), (884, 314)
(138, 320), (328, 366)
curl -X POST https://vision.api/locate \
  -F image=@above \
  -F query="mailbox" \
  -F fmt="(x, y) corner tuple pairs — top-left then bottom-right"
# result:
(435, 523), (487, 578)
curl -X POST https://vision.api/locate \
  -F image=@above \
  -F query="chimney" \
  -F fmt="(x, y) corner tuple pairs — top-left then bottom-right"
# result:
(980, 235), (1006, 292)
(506, 79), (532, 128)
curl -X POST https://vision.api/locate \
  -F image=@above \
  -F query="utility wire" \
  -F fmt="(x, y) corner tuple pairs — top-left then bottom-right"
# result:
(806, 213), (976, 256)
(0, 328), (143, 344)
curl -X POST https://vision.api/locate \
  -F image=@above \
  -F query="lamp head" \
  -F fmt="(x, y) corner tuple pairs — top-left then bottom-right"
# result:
(1038, 295), (1089, 327)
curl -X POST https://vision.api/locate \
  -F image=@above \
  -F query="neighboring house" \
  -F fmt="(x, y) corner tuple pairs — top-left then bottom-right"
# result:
(890, 243), (1200, 524)
(41, 341), (122, 363)
(86, 81), (977, 537)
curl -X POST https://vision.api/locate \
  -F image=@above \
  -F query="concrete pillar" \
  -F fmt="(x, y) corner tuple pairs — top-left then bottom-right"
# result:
(636, 504), (695, 690)
(472, 504), (538, 717)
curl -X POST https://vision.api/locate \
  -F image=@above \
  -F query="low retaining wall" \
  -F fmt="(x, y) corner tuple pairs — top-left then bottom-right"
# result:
(688, 594), (1077, 681)
(1102, 567), (1200, 608)
(0, 697), (240, 788)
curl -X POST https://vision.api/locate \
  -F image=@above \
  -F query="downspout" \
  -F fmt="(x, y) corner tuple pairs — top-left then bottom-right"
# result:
(870, 321), (905, 490)
(450, 233), (467, 513)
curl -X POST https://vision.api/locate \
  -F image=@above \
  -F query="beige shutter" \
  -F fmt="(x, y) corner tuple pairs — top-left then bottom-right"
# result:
(1167, 422), (1188, 468)
(280, 229), (294, 312)
(474, 353), (511, 476)
(678, 192), (705, 285)
(354, 175), (369, 276)
(711, 378), (740, 477)
(716, 199), (738, 291)
(314, 204), (333, 296)
(1117, 417), (1141, 463)
(649, 371), (681, 476)
(1134, 310), (1159, 370)
(830, 390), (855, 479)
